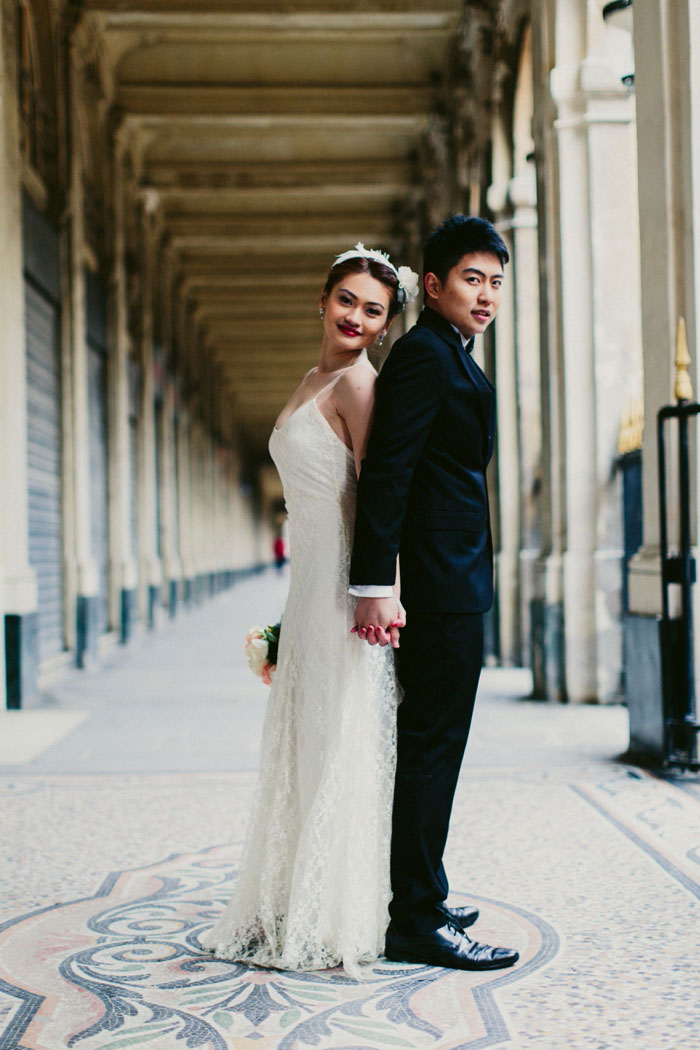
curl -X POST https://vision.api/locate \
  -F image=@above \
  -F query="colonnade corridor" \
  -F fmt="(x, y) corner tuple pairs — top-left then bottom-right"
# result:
(0, 567), (697, 1050)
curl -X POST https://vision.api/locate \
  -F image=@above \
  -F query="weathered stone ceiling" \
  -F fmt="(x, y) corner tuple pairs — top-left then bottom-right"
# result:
(84, 0), (465, 458)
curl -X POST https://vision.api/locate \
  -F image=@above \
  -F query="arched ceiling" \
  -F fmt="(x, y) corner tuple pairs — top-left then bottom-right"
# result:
(82, 0), (466, 461)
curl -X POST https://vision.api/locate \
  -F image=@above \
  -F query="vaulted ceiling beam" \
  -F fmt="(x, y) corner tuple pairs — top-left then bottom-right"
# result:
(117, 84), (432, 117)
(143, 160), (410, 190)
(89, 4), (462, 28)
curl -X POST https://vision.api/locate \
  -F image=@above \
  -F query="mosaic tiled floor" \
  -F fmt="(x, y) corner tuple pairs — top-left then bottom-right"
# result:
(0, 846), (555, 1050)
(1, 763), (699, 1050)
(1, 579), (698, 1049)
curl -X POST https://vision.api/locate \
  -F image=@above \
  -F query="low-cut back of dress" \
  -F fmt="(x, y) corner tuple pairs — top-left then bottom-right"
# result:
(201, 387), (400, 977)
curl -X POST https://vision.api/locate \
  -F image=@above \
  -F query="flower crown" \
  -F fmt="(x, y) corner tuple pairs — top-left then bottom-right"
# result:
(332, 243), (420, 308)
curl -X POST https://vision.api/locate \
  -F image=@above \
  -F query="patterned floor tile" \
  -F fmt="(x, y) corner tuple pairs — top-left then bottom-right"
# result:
(1, 578), (699, 1050)
(0, 848), (556, 1050)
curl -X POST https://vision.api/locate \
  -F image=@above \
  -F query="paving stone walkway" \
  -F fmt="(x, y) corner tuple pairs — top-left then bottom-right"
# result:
(1, 569), (698, 1050)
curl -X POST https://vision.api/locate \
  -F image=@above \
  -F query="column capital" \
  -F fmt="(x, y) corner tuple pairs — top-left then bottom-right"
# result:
(550, 59), (635, 128)
(485, 179), (509, 218)
(509, 171), (537, 214)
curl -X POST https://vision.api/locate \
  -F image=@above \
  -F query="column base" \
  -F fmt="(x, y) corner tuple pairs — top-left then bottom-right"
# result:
(183, 578), (194, 607)
(120, 588), (137, 644)
(530, 597), (566, 701)
(147, 584), (159, 629)
(168, 579), (178, 618)
(76, 596), (99, 669)
(4, 613), (39, 709)
(496, 549), (522, 666)
(519, 549), (539, 670)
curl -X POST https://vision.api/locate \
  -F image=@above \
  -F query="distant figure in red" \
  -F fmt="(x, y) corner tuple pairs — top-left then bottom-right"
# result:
(273, 534), (286, 573)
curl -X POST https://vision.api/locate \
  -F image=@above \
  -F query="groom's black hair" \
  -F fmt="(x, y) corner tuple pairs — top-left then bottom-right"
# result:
(423, 215), (509, 283)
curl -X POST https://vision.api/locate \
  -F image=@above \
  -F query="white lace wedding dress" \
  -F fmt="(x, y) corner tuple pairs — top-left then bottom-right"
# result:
(201, 388), (400, 977)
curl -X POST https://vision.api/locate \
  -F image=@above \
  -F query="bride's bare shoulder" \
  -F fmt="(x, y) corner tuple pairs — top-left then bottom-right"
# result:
(349, 360), (378, 377)
(333, 363), (377, 417)
(339, 362), (376, 392)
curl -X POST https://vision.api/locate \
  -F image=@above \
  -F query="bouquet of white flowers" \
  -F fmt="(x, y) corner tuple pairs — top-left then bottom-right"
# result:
(244, 622), (280, 686)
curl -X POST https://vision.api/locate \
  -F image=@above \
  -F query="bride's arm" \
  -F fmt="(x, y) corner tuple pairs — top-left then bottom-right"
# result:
(332, 367), (377, 480)
(334, 369), (403, 647)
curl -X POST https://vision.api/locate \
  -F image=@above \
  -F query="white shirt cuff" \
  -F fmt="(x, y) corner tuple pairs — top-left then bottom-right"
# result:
(348, 584), (394, 598)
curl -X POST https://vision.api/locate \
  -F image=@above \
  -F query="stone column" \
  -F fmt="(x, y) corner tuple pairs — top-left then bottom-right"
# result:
(205, 427), (217, 592)
(215, 440), (226, 588)
(66, 44), (99, 668)
(189, 416), (207, 601)
(229, 448), (241, 576)
(548, 0), (640, 702)
(487, 105), (522, 667)
(552, 52), (598, 703)
(176, 404), (195, 606)
(136, 196), (163, 626)
(488, 171), (542, 671)
(626, 0), (700, 757)
(530, 4), (567, 701)
(584, 69), (642, 702)
(155, 243), (182, 615)
(159, 376), (182, 615)
(228, 445), (247, 574)
(0, 0), (38, 706)
(494, 229), (522, 666)
(107, 130), (138, 642)
(510, 170), (541, 669)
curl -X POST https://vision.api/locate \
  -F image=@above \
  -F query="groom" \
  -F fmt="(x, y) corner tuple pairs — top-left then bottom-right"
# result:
(350, 215), (519, 970)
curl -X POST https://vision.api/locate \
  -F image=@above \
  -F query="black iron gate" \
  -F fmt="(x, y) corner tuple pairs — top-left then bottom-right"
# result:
(657, 324), (700, 770)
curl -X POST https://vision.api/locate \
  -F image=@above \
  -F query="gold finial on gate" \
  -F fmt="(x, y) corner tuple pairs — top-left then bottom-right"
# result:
(630, 393), (644, 450)
(674, 316), (693, 401)
(617, 393), (644, 455)
(618, 401), (632, 456)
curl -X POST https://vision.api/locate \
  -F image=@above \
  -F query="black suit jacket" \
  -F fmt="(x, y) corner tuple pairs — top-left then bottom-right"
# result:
(350, 307), (496, 614)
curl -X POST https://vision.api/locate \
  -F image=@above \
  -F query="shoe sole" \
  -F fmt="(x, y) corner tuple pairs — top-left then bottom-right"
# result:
(384, 948), (519, 971)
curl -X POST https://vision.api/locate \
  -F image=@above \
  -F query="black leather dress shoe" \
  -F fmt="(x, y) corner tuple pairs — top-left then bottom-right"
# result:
(385, 920), (519, 971)
(444, 904), (479, 930)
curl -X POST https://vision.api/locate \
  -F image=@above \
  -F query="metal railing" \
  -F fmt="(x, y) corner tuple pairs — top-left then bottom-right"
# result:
(657, 319), (700, 769)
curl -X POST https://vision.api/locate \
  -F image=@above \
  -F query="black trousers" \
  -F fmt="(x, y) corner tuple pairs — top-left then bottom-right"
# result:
(389, 610), (484, 936)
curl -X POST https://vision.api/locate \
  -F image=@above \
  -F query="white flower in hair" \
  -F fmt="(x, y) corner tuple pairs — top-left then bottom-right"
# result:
(397, 266), (420, 304)
(333, 242), (394, 268)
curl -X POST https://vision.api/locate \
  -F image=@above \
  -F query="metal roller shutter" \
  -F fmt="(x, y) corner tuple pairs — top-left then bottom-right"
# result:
(25, 279), (64, 661)
(23, 194), (64, 664)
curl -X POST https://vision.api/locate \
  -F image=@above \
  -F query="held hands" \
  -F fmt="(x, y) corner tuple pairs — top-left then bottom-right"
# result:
(351, 597), (406, 649)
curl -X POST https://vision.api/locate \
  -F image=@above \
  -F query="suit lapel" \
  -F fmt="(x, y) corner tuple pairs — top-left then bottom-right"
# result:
(463, 345), (496, 463)
(416, 309), (496, 462)
(416, 309), (475, 388)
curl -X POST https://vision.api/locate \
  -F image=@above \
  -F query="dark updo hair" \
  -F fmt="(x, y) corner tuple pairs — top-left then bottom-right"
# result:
(322, 256), (404, 319)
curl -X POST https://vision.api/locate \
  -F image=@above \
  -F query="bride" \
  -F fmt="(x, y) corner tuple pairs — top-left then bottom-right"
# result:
(201, 245), (419, 977)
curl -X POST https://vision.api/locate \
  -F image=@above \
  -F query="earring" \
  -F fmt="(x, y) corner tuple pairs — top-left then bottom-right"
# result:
(319, 307), (325, 318)
(378, 332), (386, 346)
